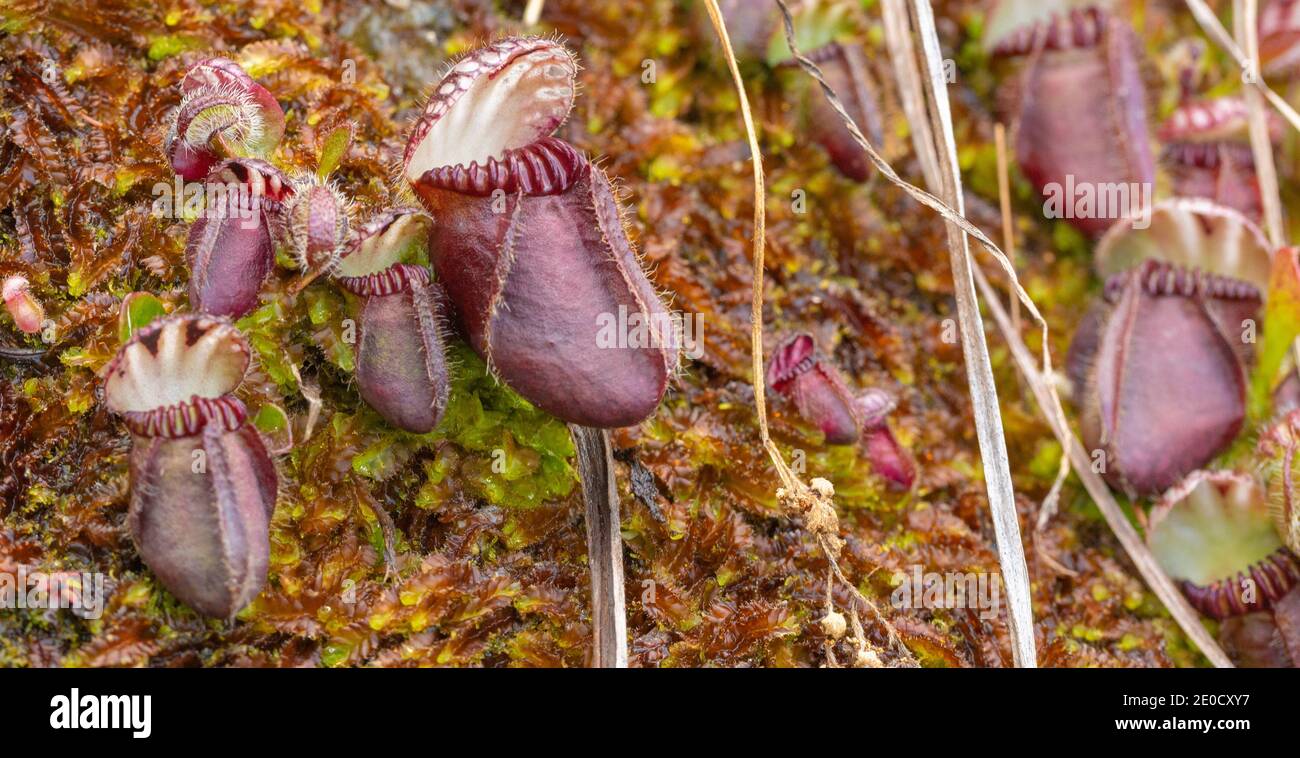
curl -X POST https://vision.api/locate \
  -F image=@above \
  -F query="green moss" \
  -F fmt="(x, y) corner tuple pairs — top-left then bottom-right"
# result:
(147, 34), (205, 61)
(237, 300), (299, 388)
(358, 343), (576, 510)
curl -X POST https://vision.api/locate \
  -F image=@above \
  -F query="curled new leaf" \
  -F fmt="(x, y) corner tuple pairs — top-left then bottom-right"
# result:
(165, 57), (285, 182)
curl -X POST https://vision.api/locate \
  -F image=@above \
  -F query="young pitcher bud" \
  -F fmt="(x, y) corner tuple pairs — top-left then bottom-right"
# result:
(286, 176), (351, 274)
(165, 57), (285, 182)
(2, 275), (44, 335)
(766, 333), (859, 445)
(855, 389), (917, 490)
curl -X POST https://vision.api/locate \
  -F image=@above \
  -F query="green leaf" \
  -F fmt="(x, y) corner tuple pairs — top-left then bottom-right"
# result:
(1250, 247), (1300, 421)
(316, 123), (353, 180)
(117, 292), (168, 343)
(253, 404), (290, 435)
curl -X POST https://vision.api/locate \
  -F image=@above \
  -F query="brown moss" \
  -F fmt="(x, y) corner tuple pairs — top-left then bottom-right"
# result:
(0, 0), (1187, 667)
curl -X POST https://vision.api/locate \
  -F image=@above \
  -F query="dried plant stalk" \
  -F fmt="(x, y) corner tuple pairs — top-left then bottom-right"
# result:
(523, 0), (545, 26)
(1235, 0), (1286, 247)
(897, 0), (1036, 668)
(1186, 0), (1300, 136)
(569, 424), (628, 668)
(994, 123), (1023, 337)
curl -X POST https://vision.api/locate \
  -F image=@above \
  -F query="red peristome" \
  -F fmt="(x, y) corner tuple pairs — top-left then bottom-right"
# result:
(766, 333), (859, 445)
(1163, 143), (1264, 222)
(999, 8), (1155, 237)
(1159, 96), (1272, 221)
(1080, 260), (1256, 495)
(186, 159), (290, 318)
(1180, 549), (1300, 618)
(121, 394), (247, 439)
(415, 136), (586, 197)
(989, 4), (1108, 55)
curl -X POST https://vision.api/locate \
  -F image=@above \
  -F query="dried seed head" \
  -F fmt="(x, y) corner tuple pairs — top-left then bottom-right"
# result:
(820, 610), (848, 639)
(165, 58), (285, 181)
(286, 176), (351, 273)
(405, 37), (676, 429)
(1077, 260), (1257, 495)
(1147, 470), (1300, 619)
(2, 275), (44, 335)
(767, 333), (860, 445)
